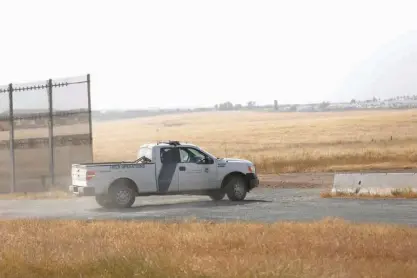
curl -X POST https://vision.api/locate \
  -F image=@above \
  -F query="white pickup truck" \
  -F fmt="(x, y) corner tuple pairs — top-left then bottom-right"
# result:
(69, 141), (259, 208)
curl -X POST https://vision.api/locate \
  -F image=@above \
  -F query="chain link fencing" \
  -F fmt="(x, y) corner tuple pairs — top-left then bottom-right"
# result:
(0, 75), (93, 193)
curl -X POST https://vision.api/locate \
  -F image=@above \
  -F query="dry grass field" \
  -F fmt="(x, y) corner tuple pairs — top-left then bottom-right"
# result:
(1, 109), (417, 192)
(93, 109), (417, 173)
(0, 218), (416, 278)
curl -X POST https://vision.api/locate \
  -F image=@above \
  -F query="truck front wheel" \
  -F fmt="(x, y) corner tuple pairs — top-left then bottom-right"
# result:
(224, 175), (248, 201)
(109, 183), (136, 208)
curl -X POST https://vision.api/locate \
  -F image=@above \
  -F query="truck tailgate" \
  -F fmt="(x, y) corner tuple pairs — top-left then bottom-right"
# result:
(71, 164), (92, 186)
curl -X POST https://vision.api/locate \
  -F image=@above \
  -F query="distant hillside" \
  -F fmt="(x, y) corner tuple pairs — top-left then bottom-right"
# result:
(2, 94), (417, 124)
(91, 108), (212, 122)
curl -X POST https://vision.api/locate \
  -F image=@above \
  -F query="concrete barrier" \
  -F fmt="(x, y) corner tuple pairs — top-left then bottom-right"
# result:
(332, 172), (417, 195)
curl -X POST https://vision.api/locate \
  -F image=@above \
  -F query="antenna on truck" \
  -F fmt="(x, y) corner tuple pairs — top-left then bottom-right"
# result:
(223, 140), (228, 159)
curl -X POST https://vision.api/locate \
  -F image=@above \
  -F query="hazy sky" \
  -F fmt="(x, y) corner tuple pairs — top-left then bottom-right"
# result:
(1, 0), (417, 110)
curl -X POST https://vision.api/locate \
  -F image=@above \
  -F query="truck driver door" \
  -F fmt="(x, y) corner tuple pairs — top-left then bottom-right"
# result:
(178, 147), (215, 191)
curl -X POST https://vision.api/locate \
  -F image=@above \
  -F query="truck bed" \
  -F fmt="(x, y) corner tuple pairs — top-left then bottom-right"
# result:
(71, 160), (158, 194)
(74, 161), (151, 166)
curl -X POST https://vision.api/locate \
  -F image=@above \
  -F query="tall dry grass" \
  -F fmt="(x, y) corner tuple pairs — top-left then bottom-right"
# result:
(0, 218), (416, 278)
(93, 109), (417, 173)
(320, 189), (417, 199)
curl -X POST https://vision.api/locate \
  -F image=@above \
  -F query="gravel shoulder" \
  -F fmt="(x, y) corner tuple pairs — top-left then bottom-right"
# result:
(258, 173), (334, 189)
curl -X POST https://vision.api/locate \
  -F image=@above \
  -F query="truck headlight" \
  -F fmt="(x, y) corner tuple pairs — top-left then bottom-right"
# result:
(248, 165), (256, 173)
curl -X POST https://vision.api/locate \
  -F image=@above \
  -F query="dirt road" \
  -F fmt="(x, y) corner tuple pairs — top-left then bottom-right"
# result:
(1, 173), (417, 225)
(1, 188), (416, 226)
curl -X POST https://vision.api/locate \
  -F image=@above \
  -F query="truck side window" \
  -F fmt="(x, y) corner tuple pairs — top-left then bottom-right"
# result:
(160, 148), (180, 164)
(179, 149), (190, 163)
(179, 147), (209, 164)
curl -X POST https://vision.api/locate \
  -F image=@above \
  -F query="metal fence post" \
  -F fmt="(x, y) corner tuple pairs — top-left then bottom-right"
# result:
(8, 83), (15, 193)
(47, 79), (55, 188)
(87, 74), (93, 162)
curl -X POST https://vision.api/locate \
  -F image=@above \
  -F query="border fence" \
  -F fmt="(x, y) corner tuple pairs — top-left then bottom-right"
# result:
(0, 74), (93, 193)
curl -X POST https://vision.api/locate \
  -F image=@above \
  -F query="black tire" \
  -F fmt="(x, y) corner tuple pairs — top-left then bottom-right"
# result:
(109, 183), (136, 208)
(95, 194), (115, 209)
(208, 190), (226, 201)
(224, 175), (247, 201)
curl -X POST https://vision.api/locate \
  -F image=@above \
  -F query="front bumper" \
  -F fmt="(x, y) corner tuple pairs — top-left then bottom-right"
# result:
(69, 185), (95, 196)
(245, 173), (259, 190)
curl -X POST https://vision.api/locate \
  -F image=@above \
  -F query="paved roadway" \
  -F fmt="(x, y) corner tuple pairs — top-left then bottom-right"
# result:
(1, 188), (416, 226)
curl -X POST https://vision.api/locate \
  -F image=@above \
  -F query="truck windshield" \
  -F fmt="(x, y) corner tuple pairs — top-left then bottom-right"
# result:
(138, 147), (153, 161)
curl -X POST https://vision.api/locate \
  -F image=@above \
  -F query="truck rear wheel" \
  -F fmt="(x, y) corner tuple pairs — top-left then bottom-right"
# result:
(109, 183), (136, 208)
(95, 194), (114, 209)
(225, 175), (247, 201)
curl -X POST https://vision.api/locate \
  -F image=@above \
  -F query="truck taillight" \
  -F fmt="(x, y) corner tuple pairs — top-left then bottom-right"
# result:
(86, 170), (96, 180)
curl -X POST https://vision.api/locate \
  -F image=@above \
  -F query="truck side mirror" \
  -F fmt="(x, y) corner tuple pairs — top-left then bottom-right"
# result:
(196, 158), (205, 164)
(199, 157), (213, 164)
